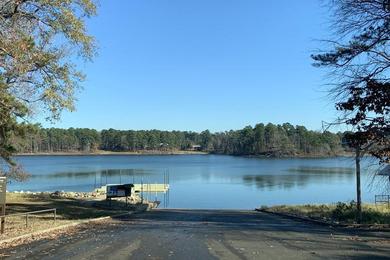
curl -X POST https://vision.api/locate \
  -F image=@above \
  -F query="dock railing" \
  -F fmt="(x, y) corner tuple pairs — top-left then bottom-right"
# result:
(375, 195), (390, 207)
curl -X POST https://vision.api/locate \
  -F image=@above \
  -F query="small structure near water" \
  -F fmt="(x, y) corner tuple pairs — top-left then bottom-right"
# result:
(96, 182), (170, 208)
(378, 165), (390, 181)
(93, 170), (170, 207)
(375, 165), (390, 206)
(106, 183), (134, 206)
(95, 184), (170, 195)
(106, 184), (133, 198)
(189, 145), (202, 151)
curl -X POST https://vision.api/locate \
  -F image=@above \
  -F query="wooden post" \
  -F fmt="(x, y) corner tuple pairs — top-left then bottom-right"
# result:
(54, 209), (57, 224)
(0, 177), (6, 234)
(141, 178), (144, 204)
(155, 183), (157, 202)
(1, 206), (5, 234)
(356, 148), (362, 224)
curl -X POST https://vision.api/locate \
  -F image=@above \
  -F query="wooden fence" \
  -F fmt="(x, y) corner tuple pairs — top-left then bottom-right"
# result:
(0, 208), (57, 234)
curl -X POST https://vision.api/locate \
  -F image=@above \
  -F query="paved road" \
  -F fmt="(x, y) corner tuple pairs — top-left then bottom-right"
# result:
(2, 209), (390, 259)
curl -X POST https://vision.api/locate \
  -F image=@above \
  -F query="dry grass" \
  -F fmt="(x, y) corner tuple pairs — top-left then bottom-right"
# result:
(1, 193), (145, 240)
(261, 202), (390, 224)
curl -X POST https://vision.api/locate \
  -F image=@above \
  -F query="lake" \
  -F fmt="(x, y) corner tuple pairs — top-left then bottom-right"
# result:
(7, 155), (387, 209)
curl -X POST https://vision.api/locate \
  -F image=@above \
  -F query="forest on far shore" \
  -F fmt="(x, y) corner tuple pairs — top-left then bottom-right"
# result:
(13, 123), (349, 157)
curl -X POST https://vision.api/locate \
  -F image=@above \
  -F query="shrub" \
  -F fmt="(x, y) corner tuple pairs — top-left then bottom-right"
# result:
(331, 201), (357, 222)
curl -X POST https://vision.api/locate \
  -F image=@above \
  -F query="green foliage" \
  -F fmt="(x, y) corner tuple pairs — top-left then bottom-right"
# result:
(312, 0), (390, 163)
(0, 0), (97, 177)
(212, 123), (344, 156)
(14, 123), (345, 156)
(332, 201), (390, 224)
(331, 201), (357, 221)
(14, 127), (100, 153)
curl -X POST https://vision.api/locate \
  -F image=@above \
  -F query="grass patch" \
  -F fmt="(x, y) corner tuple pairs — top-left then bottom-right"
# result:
(1, 192), (145, 240)
(262, 201), (390, 225)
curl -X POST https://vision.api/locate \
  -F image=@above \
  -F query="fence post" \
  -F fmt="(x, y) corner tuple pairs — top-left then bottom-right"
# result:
(1, 205), (4, 234)
(1, 215), (4, 234)
(388, 195), (390, 208)
(54, 209), (57, 224)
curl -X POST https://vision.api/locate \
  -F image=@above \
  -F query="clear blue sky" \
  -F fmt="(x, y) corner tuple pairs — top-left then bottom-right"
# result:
(42, 0), (338, 132)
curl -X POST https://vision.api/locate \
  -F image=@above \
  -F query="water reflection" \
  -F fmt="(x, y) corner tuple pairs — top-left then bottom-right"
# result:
(243, 166), (355, 191)
(9, 155), (381, 208)
(287, 166), (354, 174)
(31, 168), (153, 179)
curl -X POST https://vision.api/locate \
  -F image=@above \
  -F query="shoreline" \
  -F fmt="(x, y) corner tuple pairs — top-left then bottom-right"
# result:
(15, 150), (355, 158)
(16, 150), (209, 156)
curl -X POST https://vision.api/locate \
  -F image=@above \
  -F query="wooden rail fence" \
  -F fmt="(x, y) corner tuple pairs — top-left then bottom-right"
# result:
(0, 208), (57, 234)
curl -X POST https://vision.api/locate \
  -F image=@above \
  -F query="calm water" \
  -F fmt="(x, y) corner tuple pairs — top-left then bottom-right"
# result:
(7, 155), (387, 209)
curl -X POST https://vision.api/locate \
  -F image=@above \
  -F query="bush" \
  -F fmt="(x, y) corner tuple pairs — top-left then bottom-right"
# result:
(331, 201), (357, 222)
(331, 201), (390, 224)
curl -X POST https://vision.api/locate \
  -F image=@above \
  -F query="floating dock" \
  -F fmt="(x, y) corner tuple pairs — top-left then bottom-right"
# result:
(95, 184), (169, 194)
(133, 184), (169, 193)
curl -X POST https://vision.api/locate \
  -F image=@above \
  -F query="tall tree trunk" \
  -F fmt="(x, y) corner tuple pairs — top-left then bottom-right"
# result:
(355, 148), (362, 224)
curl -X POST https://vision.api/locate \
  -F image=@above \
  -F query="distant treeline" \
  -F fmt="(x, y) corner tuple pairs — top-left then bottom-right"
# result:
(13, 123), (348, 157)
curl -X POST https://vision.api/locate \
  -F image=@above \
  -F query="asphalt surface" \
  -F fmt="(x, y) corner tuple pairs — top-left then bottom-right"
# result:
(2, 209), (390, 259)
